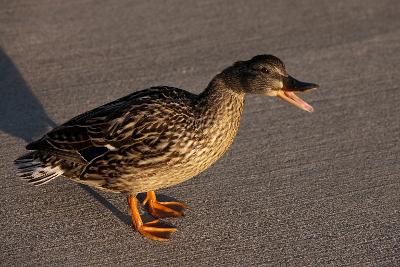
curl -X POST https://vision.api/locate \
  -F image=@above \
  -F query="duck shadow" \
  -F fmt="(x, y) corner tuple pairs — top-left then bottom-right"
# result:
(0, 48), (180, 227)
(0, 48), (56, 142)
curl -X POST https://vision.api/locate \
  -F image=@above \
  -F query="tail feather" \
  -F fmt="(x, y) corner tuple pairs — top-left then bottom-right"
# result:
(15, 152), (64, 186)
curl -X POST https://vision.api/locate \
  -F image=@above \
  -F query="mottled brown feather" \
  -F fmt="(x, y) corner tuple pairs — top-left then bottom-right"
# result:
(19, 55), (301, 194)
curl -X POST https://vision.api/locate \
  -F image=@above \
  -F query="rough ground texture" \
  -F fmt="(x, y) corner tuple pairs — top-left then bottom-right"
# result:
(1, 0), (399, 266)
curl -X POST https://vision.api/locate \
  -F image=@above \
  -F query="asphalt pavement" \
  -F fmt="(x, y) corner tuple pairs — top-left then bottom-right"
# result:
(1, 0), (399, 266)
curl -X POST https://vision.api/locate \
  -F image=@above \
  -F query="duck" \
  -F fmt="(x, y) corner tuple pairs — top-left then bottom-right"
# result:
(15, 55), (318, 241)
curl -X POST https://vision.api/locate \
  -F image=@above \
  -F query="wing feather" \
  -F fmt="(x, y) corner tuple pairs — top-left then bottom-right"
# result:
(27, 86), (196, 158)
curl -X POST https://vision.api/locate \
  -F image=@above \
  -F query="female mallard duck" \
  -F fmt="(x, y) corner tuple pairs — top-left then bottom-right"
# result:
(15, 55), (318, 241)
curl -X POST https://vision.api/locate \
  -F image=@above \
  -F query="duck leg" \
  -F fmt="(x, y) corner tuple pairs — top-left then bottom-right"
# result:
(142, 191), (189, 218)
(127, 195), (176, 241)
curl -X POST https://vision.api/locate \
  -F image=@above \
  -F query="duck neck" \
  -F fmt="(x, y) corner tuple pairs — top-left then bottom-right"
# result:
(197, 75), (245, 128)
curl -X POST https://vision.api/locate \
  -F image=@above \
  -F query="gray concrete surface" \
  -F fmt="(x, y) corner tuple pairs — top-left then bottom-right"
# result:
(1, 0), (399, 266)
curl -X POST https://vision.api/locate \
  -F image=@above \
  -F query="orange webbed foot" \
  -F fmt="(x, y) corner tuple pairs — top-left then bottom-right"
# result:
(143, 191), (189, 218)
(128, 195), (177, 241)
(137, 219), (177, 241)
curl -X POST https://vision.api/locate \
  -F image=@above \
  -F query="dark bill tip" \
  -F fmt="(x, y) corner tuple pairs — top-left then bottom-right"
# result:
(283, 75), (319, 92)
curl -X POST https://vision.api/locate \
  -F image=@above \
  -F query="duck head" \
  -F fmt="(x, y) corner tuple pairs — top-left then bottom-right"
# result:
(221, 54), (319, 112)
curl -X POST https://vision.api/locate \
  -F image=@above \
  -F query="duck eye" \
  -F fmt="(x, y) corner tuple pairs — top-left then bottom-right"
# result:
(260, 67), (270, 74)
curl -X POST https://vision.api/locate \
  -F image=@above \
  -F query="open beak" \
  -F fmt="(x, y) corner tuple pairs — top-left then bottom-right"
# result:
(277, 75), (319, 112)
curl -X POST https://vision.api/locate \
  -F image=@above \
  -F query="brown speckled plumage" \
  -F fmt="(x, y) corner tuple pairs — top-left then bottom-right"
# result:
(15, 55), (318, 241)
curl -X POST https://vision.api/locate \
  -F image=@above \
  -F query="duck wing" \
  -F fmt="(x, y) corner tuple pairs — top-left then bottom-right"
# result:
(27, 86), (197, 168)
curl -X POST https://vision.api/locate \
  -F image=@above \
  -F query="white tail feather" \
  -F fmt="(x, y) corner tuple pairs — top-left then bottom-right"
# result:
(15, 153), (64, 186)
